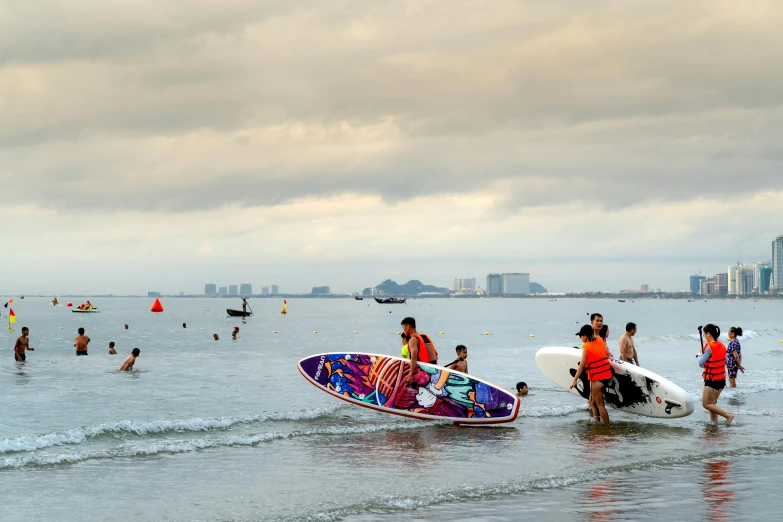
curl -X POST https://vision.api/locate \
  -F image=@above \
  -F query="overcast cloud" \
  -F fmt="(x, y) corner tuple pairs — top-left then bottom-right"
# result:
(1, 0), (781, 294)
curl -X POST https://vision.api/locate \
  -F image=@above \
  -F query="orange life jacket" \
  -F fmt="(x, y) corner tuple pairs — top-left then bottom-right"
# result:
(412, 334), (438, 364)
(702, 341), (726, 381)
(585, 339), (613, 381)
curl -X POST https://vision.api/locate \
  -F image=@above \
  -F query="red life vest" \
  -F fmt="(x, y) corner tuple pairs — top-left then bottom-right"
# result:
(702, 341), (726, 381)
(585, 339), (613, 382)
(412, 334), (438, 364)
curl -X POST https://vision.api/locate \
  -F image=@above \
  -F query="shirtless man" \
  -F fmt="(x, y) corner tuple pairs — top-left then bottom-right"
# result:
(445, 345), (468, 373)
(108, 341), (117, 354)
(14, 327), (34, 361)
(591, 313), (614, 358)
(74, 327), (90, 355)
(619, 322), (640, 366)
(119, 348), (140, 371)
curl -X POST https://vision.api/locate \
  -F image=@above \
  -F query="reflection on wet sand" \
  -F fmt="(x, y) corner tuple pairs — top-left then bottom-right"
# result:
(700, 460), (734, 522)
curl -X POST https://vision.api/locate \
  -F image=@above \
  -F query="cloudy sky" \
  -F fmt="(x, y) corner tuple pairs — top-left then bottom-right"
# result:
(1, 0), (782, 294)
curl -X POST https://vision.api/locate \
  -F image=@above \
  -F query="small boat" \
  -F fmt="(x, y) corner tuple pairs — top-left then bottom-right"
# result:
(374, 297), (406, 304)
(72, 308), (99, 313)
(355, 296), (364, 300)
(227, 309), (252, 317)
(618, 299), (626, 303)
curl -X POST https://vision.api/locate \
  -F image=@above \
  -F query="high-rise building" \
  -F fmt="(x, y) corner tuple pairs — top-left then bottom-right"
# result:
(205, 284), (217, 296)
(700, 277), (715, 296)
(753, 262), (771, 293)
(714, 273), (728, 295)
(452, 278), (477, 292)
(738, 265), (754, 295)
(218, 286), (228, 296)
(640, 284), (649, 292)
(229, 285), (238, 296)
(771, 235), (783, 293)
(727, 265), (738, 295)
(261, 287), (269, 296)
(148, 291), (161, 297)
(271, 285), (279, 295)
(240, 284), (252, 296)
(486, 274), (502, 297)
(502, 273), (530, 295)
(690, 275), (706, 294)
(759, 265), (773, 294)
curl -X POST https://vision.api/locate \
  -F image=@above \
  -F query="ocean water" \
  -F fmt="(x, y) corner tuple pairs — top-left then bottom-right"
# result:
(1, 297), (781, 521)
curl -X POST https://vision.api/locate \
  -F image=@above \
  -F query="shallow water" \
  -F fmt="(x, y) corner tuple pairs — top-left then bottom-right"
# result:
(0, 297), (780, 521)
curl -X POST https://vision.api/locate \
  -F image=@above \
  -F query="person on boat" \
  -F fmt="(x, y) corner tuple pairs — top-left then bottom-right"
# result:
(74, 327), (90, 355)
(86, 300), (93, 310)
(570, 324), (612, 424)
(401, 317), (438, 385)
(726, 326), (745, 388)
(445, 345), (468, 373)
(401, 333), (410, 359)
(619, 322), (640, 366)
(108, 341), (117, 354)
(242, 298), (248, 313)
(119, 348), (140, 371)
(516, 382), (528, 396)
(14, 327), (34, 362)
(698, 324), (734, 425)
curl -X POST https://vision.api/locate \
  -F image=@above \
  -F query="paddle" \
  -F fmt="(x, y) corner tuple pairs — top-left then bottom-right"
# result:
(246, 301), (254, 316)
(697, 325), (705, 357)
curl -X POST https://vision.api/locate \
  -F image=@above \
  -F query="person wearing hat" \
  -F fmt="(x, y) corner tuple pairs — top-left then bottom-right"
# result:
(570, 324), (613, 424)
(232, 326), (240, 340)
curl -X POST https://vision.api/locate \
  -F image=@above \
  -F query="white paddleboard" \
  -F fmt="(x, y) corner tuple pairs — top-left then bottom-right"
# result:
(535, 346), (694, 418)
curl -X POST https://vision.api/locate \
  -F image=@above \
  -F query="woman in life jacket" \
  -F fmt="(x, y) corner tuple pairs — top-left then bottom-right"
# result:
(698, 324), (734, 425)
(570, 324), (612, 424)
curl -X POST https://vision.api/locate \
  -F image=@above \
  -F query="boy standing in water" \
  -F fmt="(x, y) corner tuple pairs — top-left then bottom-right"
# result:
(119, 348), (140, 371)
(74, 327), (90, 355)
(14, 327), (34, 361)
(108, 342), (117, 354)
(445, 345), (468, 373)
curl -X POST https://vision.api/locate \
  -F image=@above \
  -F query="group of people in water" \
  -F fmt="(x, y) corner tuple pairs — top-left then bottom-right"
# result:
(568, 312), (743, 425)
(397, 316), (529, 398)
(14, 325), (140, 371)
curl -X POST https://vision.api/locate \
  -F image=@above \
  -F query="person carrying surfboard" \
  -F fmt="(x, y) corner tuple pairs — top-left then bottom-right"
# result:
(698, 324), (734, 425)
(570, 324), (612, 424)
(400, 317), (438, 385)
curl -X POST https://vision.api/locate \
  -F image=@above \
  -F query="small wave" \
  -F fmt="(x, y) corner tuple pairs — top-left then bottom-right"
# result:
(0, 406), (341, 455)
(735, 409), (783, 418)
(0, 420), (440, 470)
(519, 404), (587, 418)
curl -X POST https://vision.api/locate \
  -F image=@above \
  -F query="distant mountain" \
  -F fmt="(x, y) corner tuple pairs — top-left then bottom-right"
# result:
(530, 282), (548, 294)
(362, 279), (448, 296)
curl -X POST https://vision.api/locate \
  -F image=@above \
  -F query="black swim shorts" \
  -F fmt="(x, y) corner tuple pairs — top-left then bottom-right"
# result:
(76, 351), (89, 356)
(704, 379), (725, 391)
(14, 353), (25, 362)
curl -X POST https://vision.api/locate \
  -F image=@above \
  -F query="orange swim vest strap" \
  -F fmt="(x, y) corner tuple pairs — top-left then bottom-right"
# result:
(584, 340), (613, 382)
(412, 334), (438, 364)
(702, 341), (726, 381)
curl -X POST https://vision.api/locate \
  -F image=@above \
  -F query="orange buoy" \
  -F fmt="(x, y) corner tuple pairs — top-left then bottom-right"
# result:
(150, 298), (164, 312)
(66, 302), (73, 307)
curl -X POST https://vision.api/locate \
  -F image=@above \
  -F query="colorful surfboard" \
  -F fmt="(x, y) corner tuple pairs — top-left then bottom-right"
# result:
(298, 353), (520, 425)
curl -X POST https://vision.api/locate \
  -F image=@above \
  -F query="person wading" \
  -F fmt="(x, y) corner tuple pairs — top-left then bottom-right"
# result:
(571, 325), (612, 424)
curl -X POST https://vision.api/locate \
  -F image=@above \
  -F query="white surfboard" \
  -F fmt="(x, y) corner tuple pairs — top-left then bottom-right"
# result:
(535, 346), (694, 419)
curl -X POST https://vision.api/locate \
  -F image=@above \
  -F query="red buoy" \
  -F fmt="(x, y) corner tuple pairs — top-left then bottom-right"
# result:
(150, 298), (164, 312)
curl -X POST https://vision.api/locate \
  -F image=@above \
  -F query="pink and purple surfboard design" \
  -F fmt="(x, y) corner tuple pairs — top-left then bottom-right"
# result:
(298, 353), (520, 424)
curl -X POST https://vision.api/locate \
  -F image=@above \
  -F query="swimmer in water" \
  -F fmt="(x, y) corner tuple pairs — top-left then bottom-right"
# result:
(108, 341), (117, 354)
(74, 327), (90, 355)
(232, 326), (239, 340)
(14, 327), (34, 361)
(516, 382), (528, 396)
(119, 348), (140, 371)
(213, 333), (220, 341)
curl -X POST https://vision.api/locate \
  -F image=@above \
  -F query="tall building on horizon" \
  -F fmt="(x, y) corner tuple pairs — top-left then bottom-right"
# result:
(271, 285), (279, 295)
(727, 265), (738, 294)
(205, 283), (217, 296)
(452, 278), (477, 292)
(486, 274), (502, 297)
(690, 275), (706, 294)
(772, 235), (783, 293)
(502, 273), (530, 295)
(753, 262), (771, 293)
(240, 284), (252, 296)
(714, 273), (728, 295)
(700, 277), (715, 296)
(229, 285), (238, 296)
(218, 286), (228, 296)
(261, 287), (269, 296)
(759, 265), (773, 294)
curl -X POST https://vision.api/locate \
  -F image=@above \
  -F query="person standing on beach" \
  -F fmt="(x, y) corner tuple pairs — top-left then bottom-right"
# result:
(74, 327), (90, 355)
(726, 327), (745, 388)
(14, 327), (34, 361)
(119, 348), (140, 371)
(591, 313), (614, 358)
(619, 323), (640, 366)
(698, 324), (734, 425)
(571, 325), (611, 424)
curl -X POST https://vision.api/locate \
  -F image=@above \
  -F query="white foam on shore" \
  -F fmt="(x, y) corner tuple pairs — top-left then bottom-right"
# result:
(0, 419), (440, 469)
(0, 406), (341, 455)
(519, 404), (587, 418)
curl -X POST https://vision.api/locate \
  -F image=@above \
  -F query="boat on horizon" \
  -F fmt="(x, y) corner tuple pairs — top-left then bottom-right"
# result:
(227, 309), (252, 317)
(354, 296), (364, 300)
(374, 297), (406, 304)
